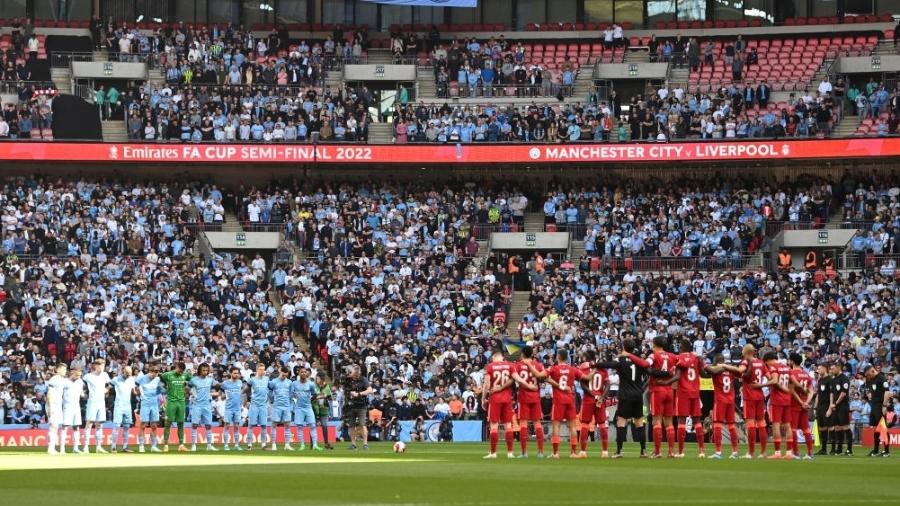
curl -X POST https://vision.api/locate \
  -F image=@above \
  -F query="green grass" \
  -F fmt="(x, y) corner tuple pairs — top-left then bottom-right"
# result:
(0, 443), (897, 505)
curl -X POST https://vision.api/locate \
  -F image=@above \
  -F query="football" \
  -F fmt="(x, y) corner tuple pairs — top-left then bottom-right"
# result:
(393, 441), (406, 453)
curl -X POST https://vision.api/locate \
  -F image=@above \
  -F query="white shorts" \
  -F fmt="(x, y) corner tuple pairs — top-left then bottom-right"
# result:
(48, 405), (64, 426)
(85, 402), (107, 422)
(63, 406), (82, 427)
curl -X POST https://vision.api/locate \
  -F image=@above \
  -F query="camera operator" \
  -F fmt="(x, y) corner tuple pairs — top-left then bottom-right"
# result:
(344, 365), (373, 450)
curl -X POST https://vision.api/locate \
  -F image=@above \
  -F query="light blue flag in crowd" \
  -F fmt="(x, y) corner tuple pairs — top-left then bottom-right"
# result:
(361, 0), (478, 7)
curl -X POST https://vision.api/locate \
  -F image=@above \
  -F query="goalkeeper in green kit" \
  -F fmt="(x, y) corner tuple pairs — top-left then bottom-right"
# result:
(160, 362), (192, 452)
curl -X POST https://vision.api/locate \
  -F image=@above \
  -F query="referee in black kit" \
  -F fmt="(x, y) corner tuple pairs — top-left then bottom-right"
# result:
(827, 363), (853, 455)
(864, 365), (893, 457)
(813, 363), (833, 456)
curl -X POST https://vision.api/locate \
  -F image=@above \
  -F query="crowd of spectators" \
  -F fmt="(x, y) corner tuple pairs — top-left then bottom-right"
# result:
(430, 37), (577, 99)
(122, 81), (373, 142)
(1, 18), (54, 139)
(2, 175), (899, 429)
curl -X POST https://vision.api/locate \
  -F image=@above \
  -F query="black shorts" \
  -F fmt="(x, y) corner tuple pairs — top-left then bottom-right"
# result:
(616, 399), (644, 420)
(869, 405), (884, 427)
(832, 405), (850, 426)
(816, 406), (831, 427)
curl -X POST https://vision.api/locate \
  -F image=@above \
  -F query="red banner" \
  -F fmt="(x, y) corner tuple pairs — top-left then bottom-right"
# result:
(1, 138), (900, 165)
(0, 426), (335, 447)
(860, 427), (900, 447)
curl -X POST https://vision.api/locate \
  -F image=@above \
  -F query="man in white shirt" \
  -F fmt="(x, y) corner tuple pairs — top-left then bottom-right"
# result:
(247, 201), (261, 222)
(46, 365), (68, 454)
(818, 77), (833, 96)
(83, 359), (111, 453)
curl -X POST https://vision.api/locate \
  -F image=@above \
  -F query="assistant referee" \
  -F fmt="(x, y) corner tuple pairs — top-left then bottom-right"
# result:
(863, 365), (893, 457)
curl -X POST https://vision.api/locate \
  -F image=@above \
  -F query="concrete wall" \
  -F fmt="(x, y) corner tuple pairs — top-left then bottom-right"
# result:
(595, 63), (668, 80)
(204, 232), (281, 250)
(72, 61), (148, 80)
(838, 55), (900, 74)
(491, 232), (570, 250)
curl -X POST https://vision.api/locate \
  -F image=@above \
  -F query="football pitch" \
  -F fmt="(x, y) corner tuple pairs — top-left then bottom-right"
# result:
(0, 443), (897, 506)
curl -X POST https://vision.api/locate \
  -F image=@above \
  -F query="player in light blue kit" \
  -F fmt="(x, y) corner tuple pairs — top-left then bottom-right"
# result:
(135, 366), (163, 453)
(246, 362), (271, 450)
(188, 363), (219, 451)
(221, 367), (244, 451)
(61, 368), (85, 454)
(82, 359), (111, 453)
(269, 366), (294, 450)
(292, 366), (323, 451)
(110, 365), (136, 453)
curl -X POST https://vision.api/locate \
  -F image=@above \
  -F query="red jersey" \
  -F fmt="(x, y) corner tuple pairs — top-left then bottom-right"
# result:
(711, 370), (737, 405)
(768, 362), (793, 406)
(790, 368), (813, 407)
(516, 360), (544, 404)
(646, 350), (677, 391)
(547, 364), (584, 405)
(484, 361), (515, 404)
(740, 358), (768, 401)
(577, 362), (609, 401)
(675, 352), (702, 398)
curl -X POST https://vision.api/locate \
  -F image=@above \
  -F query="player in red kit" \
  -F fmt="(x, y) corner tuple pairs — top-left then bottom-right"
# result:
(526, 349), (584, 458)
(672, 338), (706, 458)
(515, 345), (545, 458)
(483, 349), (529, 459)
(627, 336), (677, 458)
(733, 344), (769, 458)
(577, 350), (610, 458)
(762, 352), (794, 459)
(788, 353), (815, 460)
(704, 354), (741, 459)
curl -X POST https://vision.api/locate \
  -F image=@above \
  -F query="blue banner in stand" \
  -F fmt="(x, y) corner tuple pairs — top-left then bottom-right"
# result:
(398, 420), (483, 442)
(361, 0), (478, 7)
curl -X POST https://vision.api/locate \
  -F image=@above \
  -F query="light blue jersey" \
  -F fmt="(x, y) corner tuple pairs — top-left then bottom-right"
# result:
(189, 375), (216, 426)
(247, 376), (270, 426)
(269, 377), (293, 423)
(292, 379), (318, 426)
(111, 375), (136, 426)
(221, 378), (244, 425)
(135, 374), (162, 422)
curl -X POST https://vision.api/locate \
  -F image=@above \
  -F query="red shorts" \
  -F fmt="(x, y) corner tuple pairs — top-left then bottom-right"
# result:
(743, 398), (766, 421)
(488, 401), (514, 424)
(790, 406), (810, 431)
(713, 401), (736, 424)
(579, 400), (607, 425)
(650, 389), (675, 417)
(551, 402), (577, 422)
(518, 401), (543, 421)
(769, 403), (792, 424)
(676, 395), (702, 418)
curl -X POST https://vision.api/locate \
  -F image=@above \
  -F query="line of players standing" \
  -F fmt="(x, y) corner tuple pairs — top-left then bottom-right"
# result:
(481, 337), (893, 459)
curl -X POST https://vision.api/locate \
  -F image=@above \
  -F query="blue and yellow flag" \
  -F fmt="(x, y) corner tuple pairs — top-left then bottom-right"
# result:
(502, 338), (528, 356)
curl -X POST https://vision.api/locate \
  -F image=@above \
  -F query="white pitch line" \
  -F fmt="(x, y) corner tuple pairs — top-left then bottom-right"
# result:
(0, 454), (433, 471)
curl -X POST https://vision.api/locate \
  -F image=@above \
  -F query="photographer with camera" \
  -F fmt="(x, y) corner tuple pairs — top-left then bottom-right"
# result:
(343, 365), (373, 450)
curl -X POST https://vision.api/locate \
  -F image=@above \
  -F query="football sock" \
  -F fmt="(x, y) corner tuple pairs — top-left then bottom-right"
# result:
(803, 431), (813, 455)
(310, 426), (318, 447)
(633, 425), (646, 452)
(694, 423), (705, 453)
(666, 425), (676, 454)
(73, 428), (81, 448)
(521, 427), (529, 454)
(95, 428), (103, 448)
(747, 426), (756, 454)
(616, 426), (626, 453)
(535, 425), (545, 453)
(677, 424), (686, 454)
(192, 427), (199, 444)
(505, 429), (514, 452)
(121, 427), (130, 449)
(845, 429), (853, 452)
(552, 435), (560, 455)
(570, 434), (578, 454)
(821, 429), (829, 450)
(728, 426), (739, 453)
(580, 427), (590, 452)
(758, 426), (768, 453)
(774, 437), (781, 453)
(110, 426), (118, 449)
(874, 432), (881, 453)
(653, 425), (662, 454)
(836, 430), (844, 452)
(791, 434), (799, 455)
(831, 430), (838, 452)
(713, 425), (723, 453)
(489, 430), (498, 454)
(599, 425), (608, 451)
